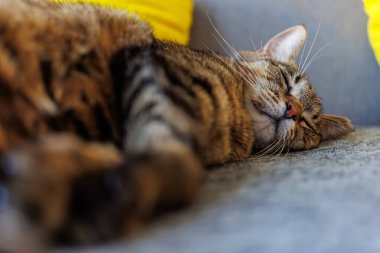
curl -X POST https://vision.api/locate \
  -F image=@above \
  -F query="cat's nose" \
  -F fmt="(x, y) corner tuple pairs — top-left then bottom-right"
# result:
(285, 101), (299, 120)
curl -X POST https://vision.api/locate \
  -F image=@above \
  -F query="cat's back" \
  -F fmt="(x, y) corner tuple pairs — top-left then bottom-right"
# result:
(150, 41), (254, 163)
(0, 0), (153, 151)
(0, 0), (153, 64)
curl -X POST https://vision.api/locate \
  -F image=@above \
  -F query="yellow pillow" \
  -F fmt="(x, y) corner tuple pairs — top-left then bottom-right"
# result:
(49, 0), (194, 45)
(364, 0), (380, 64)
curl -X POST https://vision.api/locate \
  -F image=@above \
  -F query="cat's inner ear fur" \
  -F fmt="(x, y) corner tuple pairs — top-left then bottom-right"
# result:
(262, 25), (307, 64)
(319, 114), (354, 141)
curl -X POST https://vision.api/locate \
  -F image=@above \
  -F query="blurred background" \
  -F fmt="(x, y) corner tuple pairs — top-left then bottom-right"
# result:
(190, 0), (380, 125)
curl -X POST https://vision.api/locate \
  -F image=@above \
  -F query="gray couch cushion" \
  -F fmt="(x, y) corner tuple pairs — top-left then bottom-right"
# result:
(62, 128), (380, 253)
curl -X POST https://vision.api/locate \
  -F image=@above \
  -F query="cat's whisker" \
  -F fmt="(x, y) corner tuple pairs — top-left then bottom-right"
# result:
(252, 142), (277, 157)
(299, 20), (321, 73)
(210, 33), (261, 83)
(257, 141), (281, 156)
(279, 139), (289, 156)
(207, 35), (259, 86)
(252, 139), (282, 159)
(239, 62), (263, 85)
(301, 54), (324, 75)
(203, 43), (257, 88)
(233, 52), (260, 80)
(282, 141), (291, 158)
(250, 38), (260, 55)
(234, 60), (259, 83)
(272, 123), (293, 158)
(274, 125), (292, 158)
(298, 26), (309, 72)
(206, 15), (240, 59)
(265, 138), (286, 157)
(205, 21), (263, 82)
(229, 39), (267, 80)
(272, 139), (287, 158)
(210, 34), (237, 60)
(253, 146), (281, 159)
(270, 141), (283, 158)
(301, 41), (334, 74)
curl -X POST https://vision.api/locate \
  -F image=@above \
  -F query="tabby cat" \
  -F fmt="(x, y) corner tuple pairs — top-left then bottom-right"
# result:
(0, 0), (353, 247)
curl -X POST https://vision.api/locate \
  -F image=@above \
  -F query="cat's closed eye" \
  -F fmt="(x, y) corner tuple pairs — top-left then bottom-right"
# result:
(294, 75), (301, 83)
(280, 70), (291, 92)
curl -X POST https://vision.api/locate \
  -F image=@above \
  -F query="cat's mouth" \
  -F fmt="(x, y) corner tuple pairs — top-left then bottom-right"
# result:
(264, 111), (297, 140)
(251, 107), (295, 148)
(257, 108), (294, 126)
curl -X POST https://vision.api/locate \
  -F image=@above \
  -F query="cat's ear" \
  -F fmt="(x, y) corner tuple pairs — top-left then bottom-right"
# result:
(262, 25), (307, 64)
(319, 114), (354, 141)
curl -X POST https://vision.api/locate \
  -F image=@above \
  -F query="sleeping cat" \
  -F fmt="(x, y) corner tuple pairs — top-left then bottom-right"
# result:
(0, 0), (353, 246)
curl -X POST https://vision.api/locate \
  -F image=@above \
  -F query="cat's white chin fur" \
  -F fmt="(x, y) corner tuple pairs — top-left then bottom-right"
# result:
(253, 120), (295, 151)
(247, 105), (289, 151)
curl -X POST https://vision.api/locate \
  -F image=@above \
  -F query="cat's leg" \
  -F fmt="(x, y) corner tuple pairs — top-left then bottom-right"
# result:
(0, 129), (203, 244)
(0, 46), (205, 244)
(112, 46), (204, 235)
(120, 132), (203, 235)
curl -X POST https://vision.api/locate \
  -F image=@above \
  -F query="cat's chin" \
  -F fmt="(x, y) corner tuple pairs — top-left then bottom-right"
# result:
(276, 118), (295, 140)
(252, 118), (295, 152)
(252, 124), (276, 151)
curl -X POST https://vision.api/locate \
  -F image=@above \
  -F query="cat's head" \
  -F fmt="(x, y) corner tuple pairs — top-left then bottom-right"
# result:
(240, 25), (353, 151)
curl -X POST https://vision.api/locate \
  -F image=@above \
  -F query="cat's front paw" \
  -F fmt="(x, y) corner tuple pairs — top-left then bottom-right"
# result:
(0, 134), (125, 244)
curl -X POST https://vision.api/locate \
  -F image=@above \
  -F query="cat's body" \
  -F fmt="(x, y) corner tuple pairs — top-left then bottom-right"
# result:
(0, 0), (353, 247)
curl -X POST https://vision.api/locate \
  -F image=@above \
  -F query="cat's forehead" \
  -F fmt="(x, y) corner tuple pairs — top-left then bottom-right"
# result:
(277, 61), (299, 75)
(249, 58), (321, 115)
(247, 58), (295, 76)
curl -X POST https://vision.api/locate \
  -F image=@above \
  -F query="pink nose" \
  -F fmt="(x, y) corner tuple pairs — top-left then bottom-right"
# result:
(285, 101), (298, 119)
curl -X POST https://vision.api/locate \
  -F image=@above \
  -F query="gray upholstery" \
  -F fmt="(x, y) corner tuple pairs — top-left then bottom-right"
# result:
(190, 0), (380, 125)
(64, 128), (380, 253)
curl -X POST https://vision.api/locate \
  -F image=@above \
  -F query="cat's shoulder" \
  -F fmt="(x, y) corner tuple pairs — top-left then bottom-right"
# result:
(0, 0), (153, 52)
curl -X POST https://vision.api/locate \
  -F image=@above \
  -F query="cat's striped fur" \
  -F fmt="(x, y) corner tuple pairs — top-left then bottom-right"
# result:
(0, 0), (353, 247)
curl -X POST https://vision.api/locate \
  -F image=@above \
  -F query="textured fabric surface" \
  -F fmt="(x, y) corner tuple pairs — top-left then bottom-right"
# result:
(190, 0), (380, 125)
(61, 127), (380, 253)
